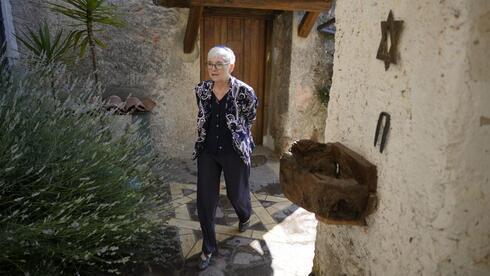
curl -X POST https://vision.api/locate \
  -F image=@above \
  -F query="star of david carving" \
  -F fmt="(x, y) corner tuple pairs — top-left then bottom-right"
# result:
(376, 10), (403, 70)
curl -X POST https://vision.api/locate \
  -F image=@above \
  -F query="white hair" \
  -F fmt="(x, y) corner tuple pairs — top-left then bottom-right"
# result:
(207, 46), (236, 65)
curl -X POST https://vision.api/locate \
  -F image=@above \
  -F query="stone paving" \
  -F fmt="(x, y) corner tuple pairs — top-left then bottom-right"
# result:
(154, 147), (318, 276)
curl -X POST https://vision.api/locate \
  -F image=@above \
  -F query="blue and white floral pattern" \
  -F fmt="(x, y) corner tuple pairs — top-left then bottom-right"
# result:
(193, 76), (258, 165)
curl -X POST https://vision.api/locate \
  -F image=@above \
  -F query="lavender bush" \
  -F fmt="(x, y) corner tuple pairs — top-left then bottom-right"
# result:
(0, 60), (168, 275)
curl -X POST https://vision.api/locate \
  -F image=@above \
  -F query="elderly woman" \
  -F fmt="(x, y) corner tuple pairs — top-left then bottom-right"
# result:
(193, 46), (258, 270)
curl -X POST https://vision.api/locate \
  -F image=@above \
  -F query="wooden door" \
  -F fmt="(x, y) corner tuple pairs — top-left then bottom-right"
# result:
(200, 10), (268, 145)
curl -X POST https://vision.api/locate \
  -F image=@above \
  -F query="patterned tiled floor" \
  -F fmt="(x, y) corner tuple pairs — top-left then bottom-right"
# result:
(157, 147), (317, 275)
(166, 181), (296, 259)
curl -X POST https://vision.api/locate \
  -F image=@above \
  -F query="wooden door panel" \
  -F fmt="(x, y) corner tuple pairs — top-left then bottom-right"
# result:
(201, 14), (266, 144)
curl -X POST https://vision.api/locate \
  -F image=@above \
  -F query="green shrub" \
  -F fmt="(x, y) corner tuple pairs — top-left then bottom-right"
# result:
(317, 84), (331, 108)
(0, 61), (165, 275)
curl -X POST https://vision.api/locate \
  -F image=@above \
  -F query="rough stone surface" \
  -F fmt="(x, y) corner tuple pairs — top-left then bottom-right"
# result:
(264, 11), (334, 153)
(11, 0), (199, 159)
(314, 0), (490, 275)
(280, 140), (377, 221)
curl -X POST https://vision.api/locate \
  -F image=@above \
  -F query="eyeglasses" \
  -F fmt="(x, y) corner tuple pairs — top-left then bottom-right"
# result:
(207, 62), (229, 70)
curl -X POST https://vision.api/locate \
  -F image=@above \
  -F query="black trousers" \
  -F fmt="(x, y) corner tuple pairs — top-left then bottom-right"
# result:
(197, 150), (252, 255)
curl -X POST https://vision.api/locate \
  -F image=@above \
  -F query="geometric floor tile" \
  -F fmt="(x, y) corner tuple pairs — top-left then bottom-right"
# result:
(166, 181), (295, 259)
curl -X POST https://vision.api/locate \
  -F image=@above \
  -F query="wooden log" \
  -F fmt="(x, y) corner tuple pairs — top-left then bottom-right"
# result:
(316, 215), (367, 226)
(280, 140), (378, 225)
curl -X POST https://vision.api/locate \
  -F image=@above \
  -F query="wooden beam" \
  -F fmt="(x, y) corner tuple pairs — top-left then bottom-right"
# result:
(204, 7), (277, 19)
(194, 0), (330, 12)
(298, 12), (319, 37)
(153, 0), (190, 8)
(190, 0), (331, 12)
(183, 6), (203, 53)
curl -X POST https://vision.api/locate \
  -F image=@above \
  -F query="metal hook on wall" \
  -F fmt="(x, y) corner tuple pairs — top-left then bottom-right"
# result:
(374, 112), (391, 153)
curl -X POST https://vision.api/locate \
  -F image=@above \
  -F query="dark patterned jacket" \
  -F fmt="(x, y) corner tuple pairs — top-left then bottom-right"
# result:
(193, 76), (258, 165)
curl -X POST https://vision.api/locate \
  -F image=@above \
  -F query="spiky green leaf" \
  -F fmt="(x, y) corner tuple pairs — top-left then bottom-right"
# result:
(79, 36), (89, 58)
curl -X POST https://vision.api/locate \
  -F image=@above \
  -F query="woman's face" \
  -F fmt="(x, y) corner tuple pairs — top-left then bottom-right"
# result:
(207, 56), (235, 83)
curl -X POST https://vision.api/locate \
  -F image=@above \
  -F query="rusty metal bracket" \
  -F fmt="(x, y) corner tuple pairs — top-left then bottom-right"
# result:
(374, 112), (390, 153)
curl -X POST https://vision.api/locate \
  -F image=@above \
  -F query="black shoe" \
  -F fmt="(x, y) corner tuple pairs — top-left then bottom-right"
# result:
(198, 252), (212, 270)
(239, 218), (250, 233)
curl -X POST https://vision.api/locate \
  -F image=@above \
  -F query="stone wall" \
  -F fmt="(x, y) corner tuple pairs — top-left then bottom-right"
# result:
(263, 12), (293, 152)
(11, 0), (199, 159)
(314, 0), (490, 275)
(265, 10), (334, 154)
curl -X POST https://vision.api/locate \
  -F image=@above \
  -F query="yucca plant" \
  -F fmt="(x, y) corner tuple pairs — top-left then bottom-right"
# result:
(49, 0), (124, 84)
(15, 21), (75, 66)
(15, 22), (76, 96)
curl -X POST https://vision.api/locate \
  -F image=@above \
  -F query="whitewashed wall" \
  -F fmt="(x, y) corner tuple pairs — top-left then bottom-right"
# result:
(314, 0), (490, 275)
